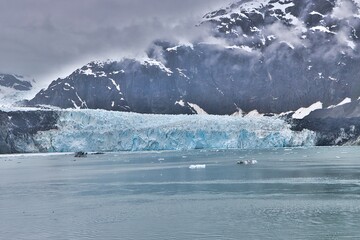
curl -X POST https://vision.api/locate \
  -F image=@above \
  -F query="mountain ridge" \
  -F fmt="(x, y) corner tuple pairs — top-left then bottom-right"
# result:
(25, 0), (360, 116)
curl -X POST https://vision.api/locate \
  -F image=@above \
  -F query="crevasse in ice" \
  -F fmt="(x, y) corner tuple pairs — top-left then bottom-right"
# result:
(34, 109), (316, 152)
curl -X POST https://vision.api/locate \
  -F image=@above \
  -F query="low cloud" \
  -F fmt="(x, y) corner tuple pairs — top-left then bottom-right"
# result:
(332, 0), (358, 19)
(0, 0), (232, 85)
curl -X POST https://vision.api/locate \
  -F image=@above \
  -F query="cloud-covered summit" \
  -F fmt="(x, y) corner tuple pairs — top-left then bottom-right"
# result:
(0, 0), (232, 84)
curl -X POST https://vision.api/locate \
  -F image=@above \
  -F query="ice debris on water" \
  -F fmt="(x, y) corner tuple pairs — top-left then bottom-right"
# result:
(237, 160), (257, 165)
(189, 164), (206, 169)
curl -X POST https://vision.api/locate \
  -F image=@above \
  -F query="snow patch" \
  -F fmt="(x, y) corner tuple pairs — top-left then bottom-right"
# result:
(142, 58), (173, 76)
(246, 110), (264, 117)
(176, 68), (189, 79)
(75, 92), (88, 108)
(166, 46), (180, 52)
(175, 100), (185, 107)
(232, 108), (244, 117)
(188, 103), (208, 115)
(280, 41), (295, 49)
(109, 78), (121, 91)
(310, 26), (336, 34)
(292, 101), (323, 119)
(226, 45), (253, 53)
(80, 68), (96, 77)
(98, 71), (107, 77)
(309, 11), (324, 17)
(346, 40), (356, 50)
(327, 97), (352, 109)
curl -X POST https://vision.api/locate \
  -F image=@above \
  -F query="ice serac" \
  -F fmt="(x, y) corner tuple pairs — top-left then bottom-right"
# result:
(32, 110), (315, 152)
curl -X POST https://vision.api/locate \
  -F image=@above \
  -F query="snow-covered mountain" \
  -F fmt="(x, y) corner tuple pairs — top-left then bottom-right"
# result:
(3, 0), (360, 154)
(0, 73), (34, 106)
(27, 59), (195, 114)
(26, 0), (360, 115)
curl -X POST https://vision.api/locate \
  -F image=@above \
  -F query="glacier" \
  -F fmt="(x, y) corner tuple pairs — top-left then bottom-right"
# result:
(27, 109), (316, 152)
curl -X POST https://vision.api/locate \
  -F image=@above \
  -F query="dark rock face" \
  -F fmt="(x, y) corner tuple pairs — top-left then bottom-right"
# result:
(292, 117), (360, 146)
(27, 60), (195, 114)
(0, 110), (58, 153)
(27, 0), (360, 115)
(291, 100), (360, 145)
(0, 74), (32, 91)
(306, 100), (360, 119)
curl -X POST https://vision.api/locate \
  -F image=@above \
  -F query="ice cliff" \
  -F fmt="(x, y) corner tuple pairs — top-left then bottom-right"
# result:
(28, 109), (315, 152)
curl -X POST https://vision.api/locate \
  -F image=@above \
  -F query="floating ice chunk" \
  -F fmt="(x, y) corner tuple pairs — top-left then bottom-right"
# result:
(189, 164), (206, 169)
(237, 160), (257, 165)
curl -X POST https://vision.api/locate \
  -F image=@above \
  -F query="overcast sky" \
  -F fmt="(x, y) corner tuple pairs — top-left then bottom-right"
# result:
(0, 0), (232, 86)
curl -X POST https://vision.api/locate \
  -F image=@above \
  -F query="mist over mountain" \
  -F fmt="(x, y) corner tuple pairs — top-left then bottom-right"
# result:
(24, 0), (360, 117)
(0, 74), (34, 106)
(3, 0), (360, 153)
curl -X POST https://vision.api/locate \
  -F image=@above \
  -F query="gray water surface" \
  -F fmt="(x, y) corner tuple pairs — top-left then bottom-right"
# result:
(1, 147), (360, 239)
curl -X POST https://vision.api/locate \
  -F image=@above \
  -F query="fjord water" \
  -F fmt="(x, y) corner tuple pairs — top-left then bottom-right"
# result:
(1, 147), (360, 239)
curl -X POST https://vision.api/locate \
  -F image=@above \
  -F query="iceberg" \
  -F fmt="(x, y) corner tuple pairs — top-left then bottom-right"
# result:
(31, 109), (316, 152)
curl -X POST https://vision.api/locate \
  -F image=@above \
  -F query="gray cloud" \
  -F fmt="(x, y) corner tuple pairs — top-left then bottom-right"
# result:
(0, 0), (232, 86)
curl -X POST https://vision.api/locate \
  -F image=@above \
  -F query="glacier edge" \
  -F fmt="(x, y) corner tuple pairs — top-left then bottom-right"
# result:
(31, 109), (316, 152)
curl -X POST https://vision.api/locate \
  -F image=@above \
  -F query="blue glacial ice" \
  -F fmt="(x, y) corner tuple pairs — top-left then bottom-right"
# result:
(31, 109), (316, 152)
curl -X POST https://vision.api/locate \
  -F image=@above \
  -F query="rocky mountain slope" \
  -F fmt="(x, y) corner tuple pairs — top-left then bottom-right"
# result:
(26, 0), (360, 115)
(0, 110), (58, 153)
(0, 74), (34, 106)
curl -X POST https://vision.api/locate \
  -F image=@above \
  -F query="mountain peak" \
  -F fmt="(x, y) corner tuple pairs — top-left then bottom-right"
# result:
(25, 0), (360, 115)
(202, 0), (359, 46)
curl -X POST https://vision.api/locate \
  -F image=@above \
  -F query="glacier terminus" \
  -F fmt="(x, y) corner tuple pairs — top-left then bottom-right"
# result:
(0, 109), (315, 153)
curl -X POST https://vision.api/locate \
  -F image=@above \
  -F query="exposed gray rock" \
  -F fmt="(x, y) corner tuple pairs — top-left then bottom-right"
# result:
(0, 74), (32, 91)
(291, 100), (360, 146)
(0, 110), (58, 153)
(26, 0), (360, 115)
